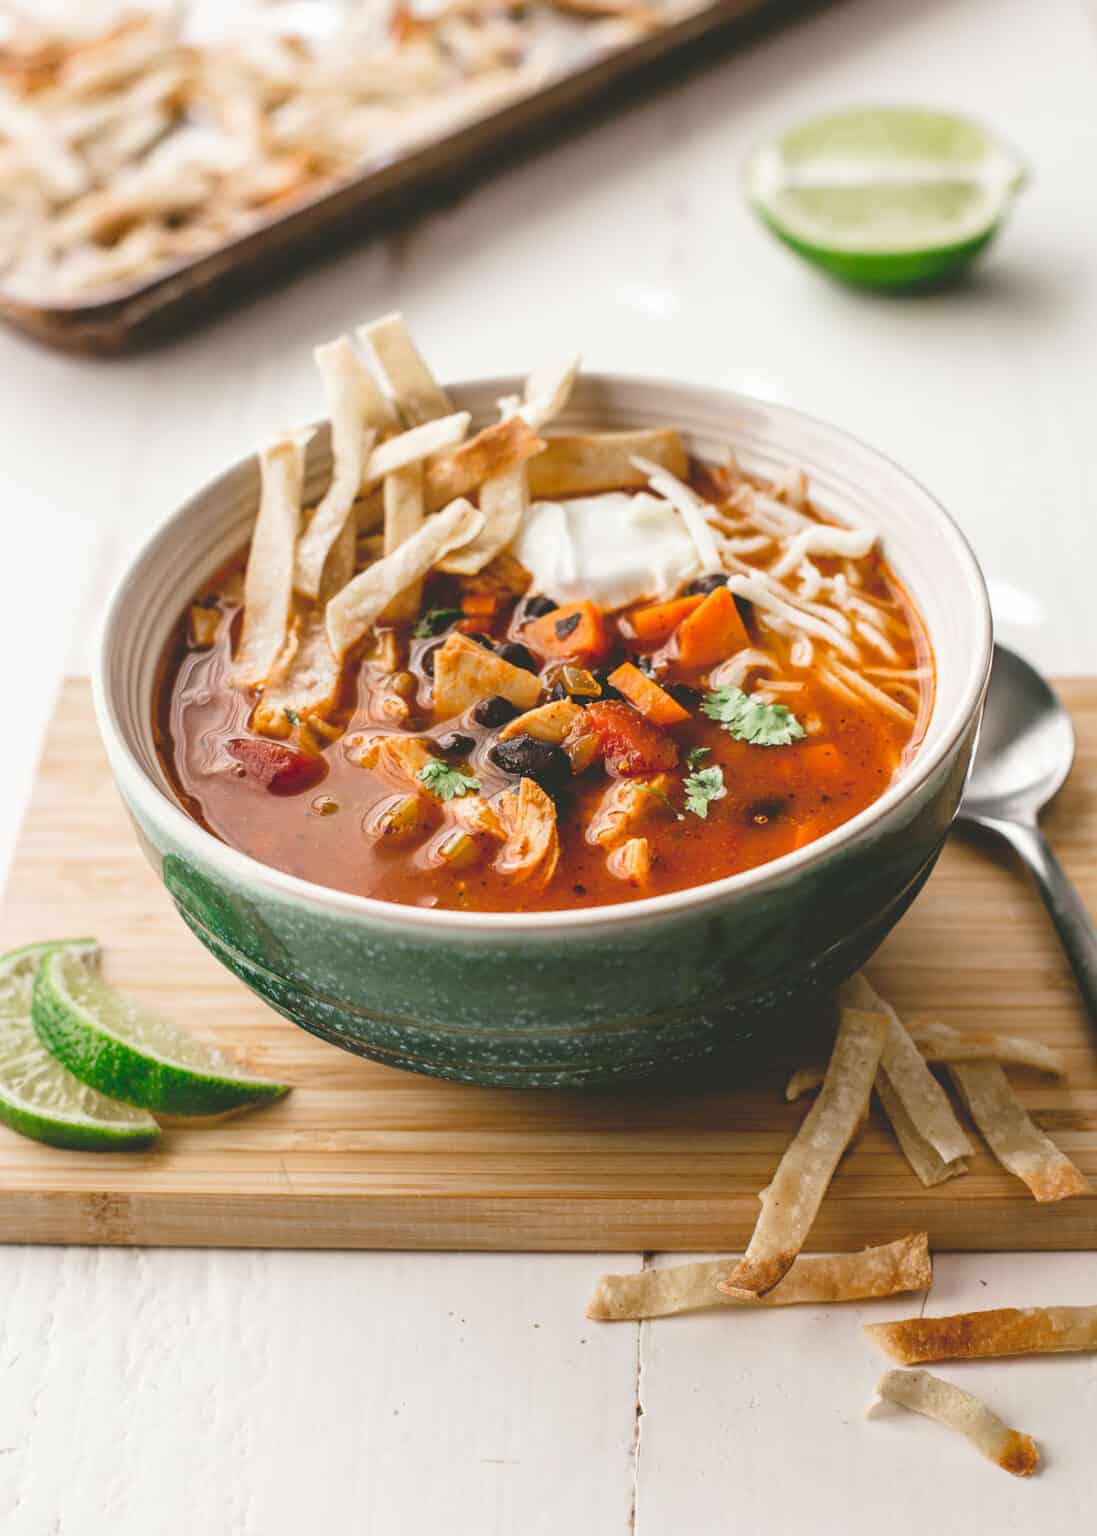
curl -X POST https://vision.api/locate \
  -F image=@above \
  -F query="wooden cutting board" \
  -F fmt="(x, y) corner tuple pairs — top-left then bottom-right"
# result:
(1, 679), (1095, 1252)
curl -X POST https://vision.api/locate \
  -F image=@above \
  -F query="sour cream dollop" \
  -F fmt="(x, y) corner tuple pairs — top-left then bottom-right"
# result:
(514, 492), (702, 611)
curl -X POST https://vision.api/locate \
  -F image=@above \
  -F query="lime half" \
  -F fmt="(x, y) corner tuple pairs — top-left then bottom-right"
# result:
(745, 107), (1025, 288)
(0, 940), (159, 1151)
(33, 948), (290, 1116)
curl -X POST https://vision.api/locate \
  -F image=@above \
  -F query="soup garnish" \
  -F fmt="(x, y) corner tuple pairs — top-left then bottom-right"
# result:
(156, 313), (933, 913)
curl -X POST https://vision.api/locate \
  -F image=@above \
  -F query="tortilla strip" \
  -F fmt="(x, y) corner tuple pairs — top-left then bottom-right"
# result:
(907, 1020), (1065, 1075)
(870, 1370), (1039, 1478)
(515, 356), (581, 430)
(359, 312), (452, 426)
(325, 498), (483, 659)
(844, 974), (973, 1166)
(437, 461), (528, 576)
(365, 412), (471, 489)
(232, 432), (309, 689)
(526, 429), (687, 500)
(867, 1305), (1097, 1365)
(587, 1233), (931, 1321)
(294, 337), (397, 599)
(255, 515), (355, 734)
(719, 1006), (887, 1299)
(432, 630), (542, 717)
(424, 417), (544, 515)
(948, 1061), (1090, 1202)
(379, 461), (426, 623)
(876, 1075), (968, 1188)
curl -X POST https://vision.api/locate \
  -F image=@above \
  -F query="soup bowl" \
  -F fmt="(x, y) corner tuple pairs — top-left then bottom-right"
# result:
(95, 376), (992, 1087)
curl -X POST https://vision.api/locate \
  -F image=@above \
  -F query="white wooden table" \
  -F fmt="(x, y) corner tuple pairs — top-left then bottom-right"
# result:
(2, 0), (1097, 1529)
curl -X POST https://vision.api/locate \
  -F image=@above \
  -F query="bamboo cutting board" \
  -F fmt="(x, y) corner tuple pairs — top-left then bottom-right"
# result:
(1, 679), (1095, 1252)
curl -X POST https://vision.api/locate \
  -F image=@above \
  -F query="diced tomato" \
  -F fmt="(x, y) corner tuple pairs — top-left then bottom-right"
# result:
(584, 701), (679, 777)
(226, 737), (327, 795)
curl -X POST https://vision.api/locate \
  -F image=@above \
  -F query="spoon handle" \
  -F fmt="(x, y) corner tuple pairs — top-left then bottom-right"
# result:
(981, 817), (1097, 1025)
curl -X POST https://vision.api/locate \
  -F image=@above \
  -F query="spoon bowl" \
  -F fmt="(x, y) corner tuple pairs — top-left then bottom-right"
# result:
(958, 644), (1097, 1025)
(961, 645), (1076, 825)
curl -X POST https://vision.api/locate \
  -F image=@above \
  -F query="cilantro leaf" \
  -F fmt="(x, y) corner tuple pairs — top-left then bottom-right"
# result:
(683, 765), (726, 819)
(413, 607), (462, 639)
(418, 758), (480, 801)
(636, 783), (684, 821)
(685, 745), (710, 771)
(283, 708), (301, 726)
(701, 685), (805, 747)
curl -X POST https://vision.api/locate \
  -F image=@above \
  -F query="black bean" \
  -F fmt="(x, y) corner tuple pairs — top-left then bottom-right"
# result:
(733, 594), (753, 626)
(495, 641), (538, 673)
(489, 734), (572, 794)
(554, 611), (582, 641)
(635, 654), (659, 677)
(473, 695), (520, 728)
(591, 670), (623, 702)
(520, 594), (558, 623)
(466, 632), (495, 650)
(665, 682), (700, 710)
(685, 573), (728, 596)
(548, 681), (570, 703)
(420, 641), (441, 678)
(437, 732), (475, 756)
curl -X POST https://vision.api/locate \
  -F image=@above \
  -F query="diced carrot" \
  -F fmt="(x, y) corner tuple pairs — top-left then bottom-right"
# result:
(623, 593), (704, 647)
(608, 663), (690, 727)
(674, 585), (750, 670)
(584, 701), (679, 776)
(524, 601), (611, 664)
(460, 591), (498, 619)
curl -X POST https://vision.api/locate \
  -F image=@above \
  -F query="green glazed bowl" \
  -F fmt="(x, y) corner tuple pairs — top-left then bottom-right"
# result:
(95, 376), (991, 1087)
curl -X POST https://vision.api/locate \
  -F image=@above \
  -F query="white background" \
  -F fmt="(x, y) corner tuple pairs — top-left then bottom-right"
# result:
(1, 0), (1096, 1529)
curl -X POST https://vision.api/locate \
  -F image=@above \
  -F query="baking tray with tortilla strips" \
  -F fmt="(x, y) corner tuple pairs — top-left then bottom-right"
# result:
(0, 0), (805, 355)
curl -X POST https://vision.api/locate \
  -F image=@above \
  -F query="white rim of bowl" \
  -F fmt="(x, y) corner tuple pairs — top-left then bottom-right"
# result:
(94, 376), (992, 936)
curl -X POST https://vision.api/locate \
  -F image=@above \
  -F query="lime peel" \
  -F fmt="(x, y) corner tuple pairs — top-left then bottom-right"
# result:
(32, 949), (290, 1116)
(0, 940), (159, 1151)
(746, 107), (1025, 287)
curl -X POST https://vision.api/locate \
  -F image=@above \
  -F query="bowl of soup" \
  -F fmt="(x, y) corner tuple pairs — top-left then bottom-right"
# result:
(95, 328), (991, 1086)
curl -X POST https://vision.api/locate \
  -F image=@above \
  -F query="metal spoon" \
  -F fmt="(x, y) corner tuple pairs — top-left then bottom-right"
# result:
(957, 643), (1097, 1022)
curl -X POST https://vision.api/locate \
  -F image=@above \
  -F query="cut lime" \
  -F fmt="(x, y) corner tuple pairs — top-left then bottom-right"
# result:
(32, 948), (290, 1116)
(745, 107), (1025, 288)
(0, 940), (159, 1151)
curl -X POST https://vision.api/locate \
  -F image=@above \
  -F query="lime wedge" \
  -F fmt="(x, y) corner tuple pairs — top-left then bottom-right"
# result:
(745, 107), (1025, 288)
(0, 940), (159, 1151)
(32, 949), (290, 1116)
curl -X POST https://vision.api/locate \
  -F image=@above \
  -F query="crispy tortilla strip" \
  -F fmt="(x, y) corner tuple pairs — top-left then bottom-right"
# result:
(908, 1020), (1065, 1075)
(876, 1075), (968, 1188)
(720, 1006), (887, 1298)
(498, 699), (583, 743)
(432, 630), (542, 717)
(232, 432), (309, 689)
(870, 1369), (1039, 1478)
(436, 460), (529, 576)
(255, 515), (355, 734)
(514, 355), (580, 430)
(359, 312), (452, 426)
(587, 1233), (931, 1321)
(495, 777), (559, 888)
(294, 337), (396, 599)
(948, 1061), (1090, 1202)
(380, 461), (426, 623)
(526, 429), (687, 500)
(867, 1304), (1097, 1365)
(844, 974), (973, 1166)
(785, 1066), (824, 1101)
(365, 412), (471, 488)
(326, 498), (483, 659)
(425, 417), (545, 515)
